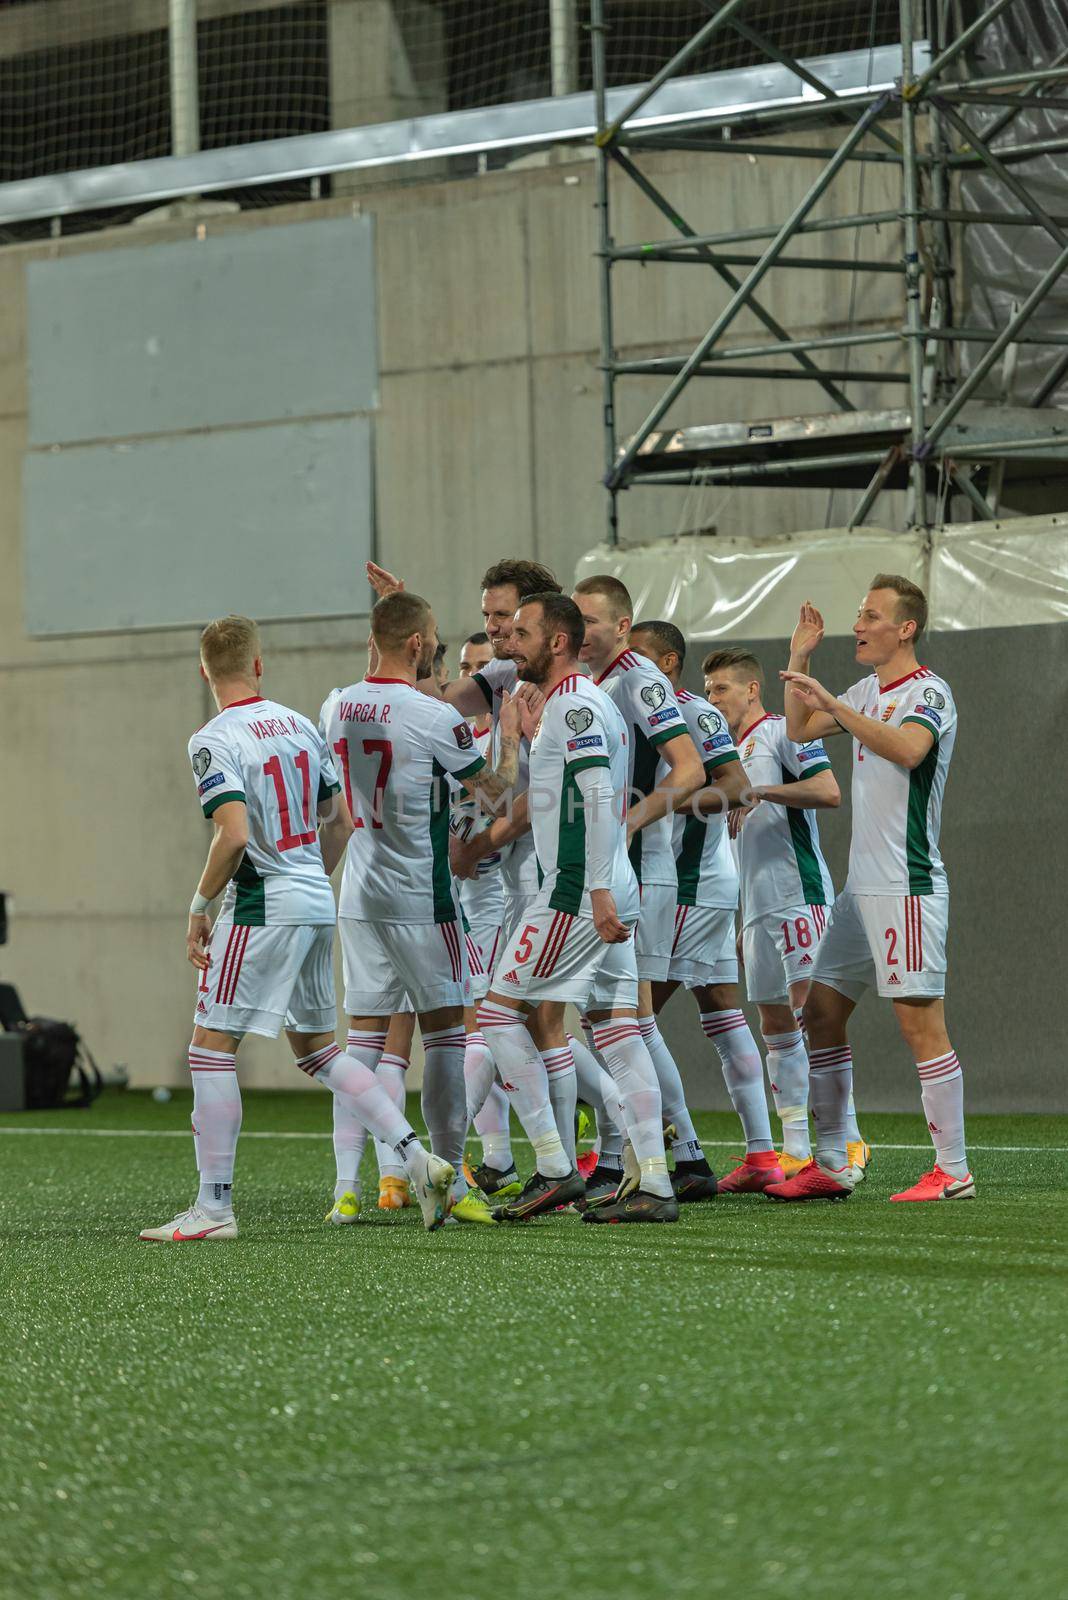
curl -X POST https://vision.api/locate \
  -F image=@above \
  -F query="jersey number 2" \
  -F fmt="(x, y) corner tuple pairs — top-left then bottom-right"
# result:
(333, 738), (393, 829)
(263, 753), (316, 852)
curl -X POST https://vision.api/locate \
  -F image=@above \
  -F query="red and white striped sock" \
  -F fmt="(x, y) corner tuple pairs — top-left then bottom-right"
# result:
(638, 1015), (701, 1159)
(374, 1051), (410, 1181)
(541, 1043), (578, 1165)
(590, 1018), (671, 1198)
(300, 1034), (421, 1182)
(578, 1017), (624, 1161)
(189, 1043), (241, 1211)
(701, 1009), (774, 1153)
(421, 1026), (468, 1178)
(807, 1043), (853, 1173)
(478, 1002), (569, 1177)
(917, 1049), (968, 1178)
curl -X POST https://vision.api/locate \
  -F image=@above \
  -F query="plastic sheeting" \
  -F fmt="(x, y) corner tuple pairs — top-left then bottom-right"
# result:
(960, 4), (1068, 409)
(929, 513), (1068, 630)
(574, 530), (925, 640)
(575, 516), (1068, 638)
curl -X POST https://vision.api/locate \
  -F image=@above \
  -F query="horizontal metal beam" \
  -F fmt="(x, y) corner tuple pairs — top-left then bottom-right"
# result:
(947, 134), (1068, 169)
(621, 134), (904, 162)
(942, 434), (1068, 457)
(939, 66), (1068, 94)
(610, 210), (900, 258)
(609, 360), (908, 382)
(0, 41), (923, 225)
(623, 449), (891, 485)
(914, 326), (1068, 347)
(925, 207), (1068, 228)
(608, 248), (904, 272)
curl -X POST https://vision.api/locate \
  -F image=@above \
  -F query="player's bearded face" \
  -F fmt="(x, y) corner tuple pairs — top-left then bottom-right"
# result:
(513, 623), (553, 686)
(416, 632), (436, 678)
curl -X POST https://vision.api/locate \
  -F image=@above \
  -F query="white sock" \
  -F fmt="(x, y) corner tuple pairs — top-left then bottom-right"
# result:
(917, 1050), (968, 1178)
(541, 1044), (578, 1165)
(304, 1038), (416, 1153)
(464, 1030), (496, 1123)
(764, 1028), (811, 1159)
(421, 1026), (469, 1180)
(590, 1019), (671, 1199)
(576, 1019), (625, 1161)
(637, 1015), (703, 1161)
(700, 1010), (774, 1153)
(475, 1090), (514, 1172)
(807, 1044), (852, 1173)
(845, 1092), (864, 1144)
(318, 1028), (388, 1191)
(189, 1044), (240, 1214)
(478, 1003), (570, 1178)
(373, 1051), (409, 1181)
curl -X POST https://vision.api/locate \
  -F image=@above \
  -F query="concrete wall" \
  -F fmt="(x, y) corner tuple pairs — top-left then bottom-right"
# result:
(0, 142), (907, 1089)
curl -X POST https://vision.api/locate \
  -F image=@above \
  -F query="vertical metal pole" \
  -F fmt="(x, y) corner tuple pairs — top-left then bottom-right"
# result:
(591, 0), (619, 545)
(900, 0), (927, 528)
(550, 0), (579, 98)
(169, 0), (201, 159)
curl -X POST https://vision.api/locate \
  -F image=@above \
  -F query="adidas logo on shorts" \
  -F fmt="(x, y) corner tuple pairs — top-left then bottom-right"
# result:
(197, 1000), (207, 1012)
(887, 972), (901, 985)
(798, 954), (813, 966)
(501, 969), (521, 986)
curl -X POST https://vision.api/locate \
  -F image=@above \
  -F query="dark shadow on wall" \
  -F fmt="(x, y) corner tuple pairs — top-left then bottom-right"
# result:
(656, 621), (1068, 1114)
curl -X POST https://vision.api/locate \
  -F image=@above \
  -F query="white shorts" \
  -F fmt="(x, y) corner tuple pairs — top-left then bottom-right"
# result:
(502, 888), (539, 945)
(490, 897), (639, 1010)
(340, 917), (471, 1015)
(743, 903), (831, 1004)
(668, 904), (738, 989)
(464, 914), (503, 1005)
(634, 882), (677, 982)
(194, 920), (336, 1038)
(812, 889), (948, 1001)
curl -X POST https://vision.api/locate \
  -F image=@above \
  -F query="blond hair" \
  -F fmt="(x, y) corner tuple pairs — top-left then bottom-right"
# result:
(572, 573), (633, 623)
(200, 614), (261, 681)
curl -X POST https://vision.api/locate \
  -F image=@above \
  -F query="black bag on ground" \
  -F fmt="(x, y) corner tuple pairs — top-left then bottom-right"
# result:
(21, 1019), (103, 1110)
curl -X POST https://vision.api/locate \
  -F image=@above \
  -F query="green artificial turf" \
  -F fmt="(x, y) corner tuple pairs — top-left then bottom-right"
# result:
(1, 1091), (1065, 1600)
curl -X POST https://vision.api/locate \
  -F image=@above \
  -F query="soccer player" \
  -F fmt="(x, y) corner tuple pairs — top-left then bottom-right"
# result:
(570, 578), (707, 1204)
(476, 592), (680, 1223)
(767, 577), (972, 1202)
(366, 558), (624, 1193)
(626, 621), (754, 1200)
(140, 614), (456, 1242)
(703, 647), (868, 1183)
(322, 591), (524, 1225)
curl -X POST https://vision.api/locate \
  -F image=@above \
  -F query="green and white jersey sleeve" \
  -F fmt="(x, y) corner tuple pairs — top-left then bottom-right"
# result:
(596, 648), (692, 889)
(672, 689), (741, 910)
(841, 667), (957, 896)
(188, 696), (340, 927)
(527, 675), (639, 923)
(326, 678), (486, 925)
(734, 713), (834, 924)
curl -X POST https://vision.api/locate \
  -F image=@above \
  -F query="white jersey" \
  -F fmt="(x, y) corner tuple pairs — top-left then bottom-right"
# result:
(471, 655), (541, 899)
(735, 712), (835, 923)
(321, 677), (487, 924)
(450, 724), (506, 928)
(840, 666), (957, 896)
(188, 695), (340, 926)
(595, 648), (692, 889)
(672, 688), (741, 910)
(527, 672), (639, 922)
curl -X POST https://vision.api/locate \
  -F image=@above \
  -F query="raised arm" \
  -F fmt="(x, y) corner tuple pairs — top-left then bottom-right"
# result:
(460, 691), (521, 805)
(780, 671), (936, 770)
(784, 602), (842, 742)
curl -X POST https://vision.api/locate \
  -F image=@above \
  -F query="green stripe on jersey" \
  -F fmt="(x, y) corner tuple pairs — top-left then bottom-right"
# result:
(430, 759), (456, 923)
(549, 767), (587, 915)
(203, 790), (245, 818)
(675, 760), (719, 906)
(649, 723), (689, 749)
(317, 777), (340, 804)
(628, 728), (660, 884)
(906, 739), (939, 895)
(233, 852), (266, 926)
(780, 766), (826, 906)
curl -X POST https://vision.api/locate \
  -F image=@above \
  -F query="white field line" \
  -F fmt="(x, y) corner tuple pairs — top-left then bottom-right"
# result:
(0, 1127), (1064, 1154)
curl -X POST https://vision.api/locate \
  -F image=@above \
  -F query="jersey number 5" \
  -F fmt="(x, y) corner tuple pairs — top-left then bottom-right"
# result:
(263, 752), (317, 852)
(333, 738), (393, 829)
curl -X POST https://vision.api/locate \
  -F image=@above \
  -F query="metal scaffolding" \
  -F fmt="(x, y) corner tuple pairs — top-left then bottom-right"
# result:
(591, 0), (1068, 543)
